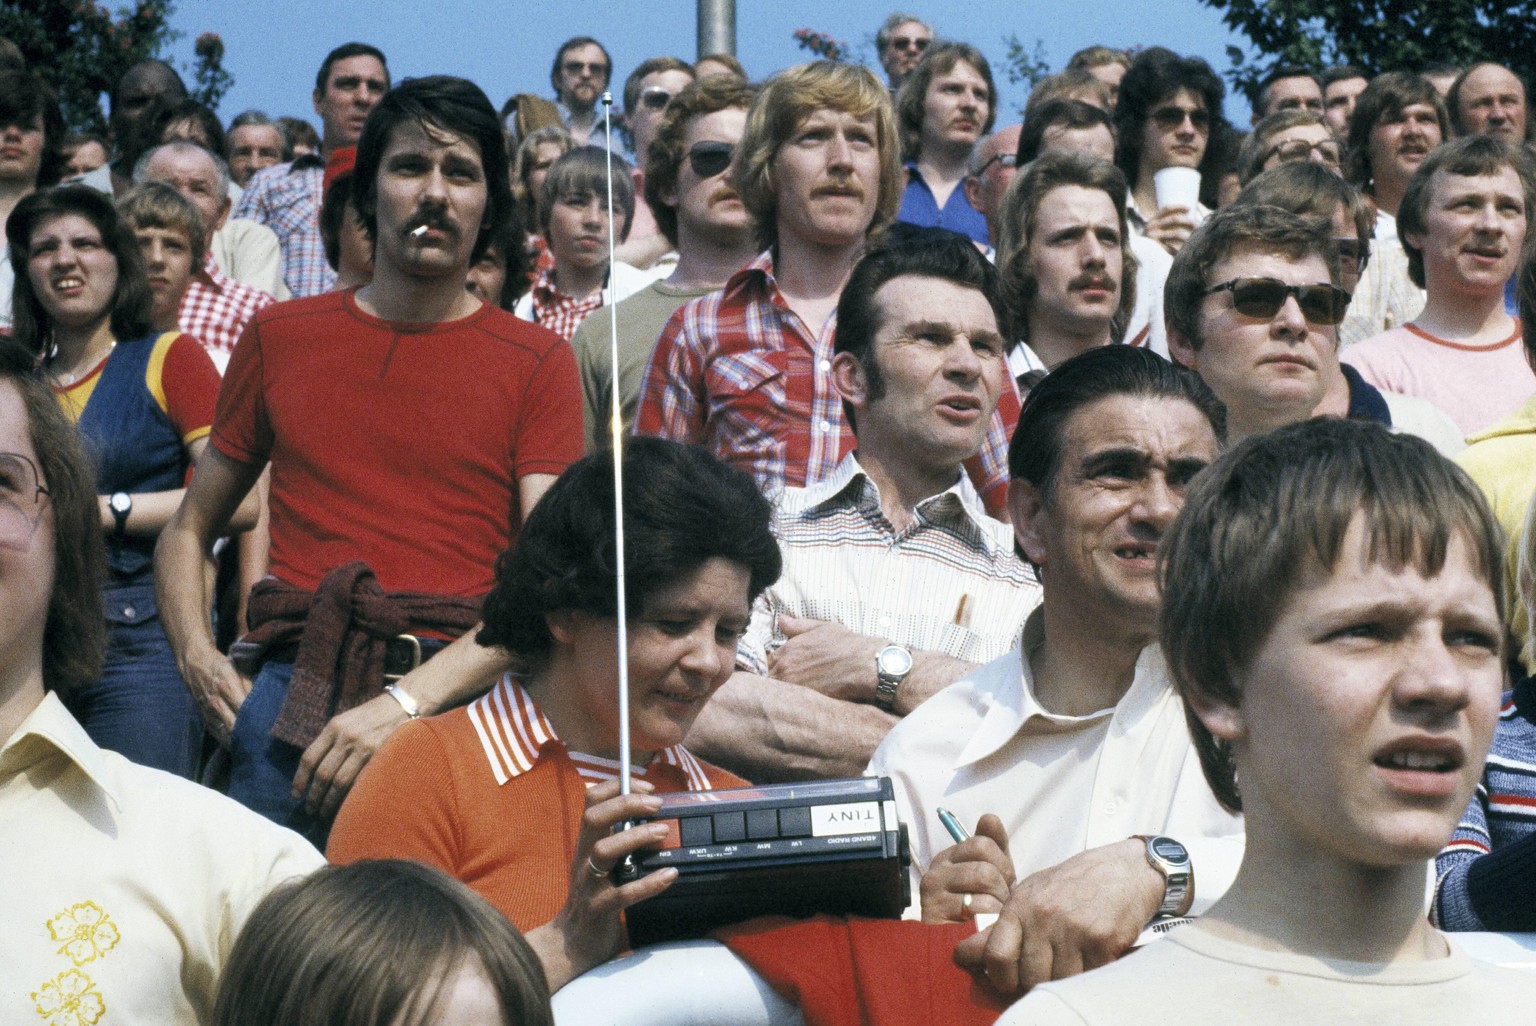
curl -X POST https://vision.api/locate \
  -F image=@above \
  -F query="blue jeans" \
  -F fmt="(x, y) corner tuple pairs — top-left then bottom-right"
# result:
(67, 577), (203, 778)
(227, 660), (327, 846)
(228, 641), (445, 850)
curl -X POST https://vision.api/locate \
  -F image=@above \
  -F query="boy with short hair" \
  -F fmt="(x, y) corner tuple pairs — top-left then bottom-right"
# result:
(1001, 416), (1536, 1023)
(118, 181), (204, 332)
(514, 145), (654, 340)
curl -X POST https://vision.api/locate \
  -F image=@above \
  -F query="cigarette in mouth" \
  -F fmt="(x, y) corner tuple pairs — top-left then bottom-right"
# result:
(410, 224), (429, 238)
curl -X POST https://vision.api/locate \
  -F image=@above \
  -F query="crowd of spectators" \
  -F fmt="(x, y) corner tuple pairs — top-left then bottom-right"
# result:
(3, 11), (1536, 1024)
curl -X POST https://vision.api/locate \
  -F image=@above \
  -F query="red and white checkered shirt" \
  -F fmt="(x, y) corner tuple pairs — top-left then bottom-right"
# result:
(179, 256), (277, 373)
(526, 266), (604, 342)
(633, 251), (1021, 515)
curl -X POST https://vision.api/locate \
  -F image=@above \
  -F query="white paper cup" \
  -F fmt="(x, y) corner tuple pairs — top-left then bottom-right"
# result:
(1153, 166), (1202, 213)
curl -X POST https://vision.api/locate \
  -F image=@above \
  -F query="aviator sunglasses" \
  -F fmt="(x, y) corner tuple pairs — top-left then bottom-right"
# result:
(1204, 277), (1351, 326)
(688, 140), (734, 179)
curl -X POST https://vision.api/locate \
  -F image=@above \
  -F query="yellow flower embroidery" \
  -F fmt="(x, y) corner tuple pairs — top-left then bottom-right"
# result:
(31, 968), (106, 1026)
(46, 902), (121, 966)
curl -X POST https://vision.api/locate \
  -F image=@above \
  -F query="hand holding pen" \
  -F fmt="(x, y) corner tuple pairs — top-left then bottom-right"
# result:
(917, 808), (1015, 924)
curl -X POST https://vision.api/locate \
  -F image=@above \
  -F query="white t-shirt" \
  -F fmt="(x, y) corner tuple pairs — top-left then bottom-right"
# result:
(1001, 923), (1536, 1025)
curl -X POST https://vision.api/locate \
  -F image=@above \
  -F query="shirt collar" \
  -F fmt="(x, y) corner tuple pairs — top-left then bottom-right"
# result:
(0, 691), (122, 810)
(953, 609), (1174, 767)
(798, 451), (1000, 552)
(198, 254), (232, 290)
(465, 674), (708, 788)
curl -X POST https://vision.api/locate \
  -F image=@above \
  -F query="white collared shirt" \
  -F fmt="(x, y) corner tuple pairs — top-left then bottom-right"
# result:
(867, 609), (1243, 918)
(0, 693), (322, 1026)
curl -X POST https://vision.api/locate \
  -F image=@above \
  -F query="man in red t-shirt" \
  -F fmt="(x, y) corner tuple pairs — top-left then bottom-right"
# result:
(157, 75), (582, 845)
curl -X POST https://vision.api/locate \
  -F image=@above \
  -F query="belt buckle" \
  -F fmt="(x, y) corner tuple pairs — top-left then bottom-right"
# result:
(383, 633), (423, 682)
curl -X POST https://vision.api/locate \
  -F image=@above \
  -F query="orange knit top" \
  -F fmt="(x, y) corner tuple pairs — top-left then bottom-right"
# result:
(327, 675), (746, 931)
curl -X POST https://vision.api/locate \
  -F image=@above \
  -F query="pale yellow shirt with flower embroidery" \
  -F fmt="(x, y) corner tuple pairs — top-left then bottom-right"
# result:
(0, 692), (322, 1026)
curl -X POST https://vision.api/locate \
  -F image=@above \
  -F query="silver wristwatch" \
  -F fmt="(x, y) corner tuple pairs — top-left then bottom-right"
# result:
(1134, 834), (1194, 919)
(874, 644), (913, 713)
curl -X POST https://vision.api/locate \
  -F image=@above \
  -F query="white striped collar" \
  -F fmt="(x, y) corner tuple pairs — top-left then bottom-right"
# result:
(466, 674), (713, 790)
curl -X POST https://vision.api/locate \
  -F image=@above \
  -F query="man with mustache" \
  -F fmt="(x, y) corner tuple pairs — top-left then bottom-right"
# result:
(550, 36), (613, 149)
(1346, 135), (1536, 436)
(894, 43), (997, 246)
(156, 76), (583, 846)
(1167, 203), (1349, 443)
(635, 60), (1020, 519)
(994, 151), (1139, 384)
(572, 75), (758, 449)
(1338, 72), (1446, 346)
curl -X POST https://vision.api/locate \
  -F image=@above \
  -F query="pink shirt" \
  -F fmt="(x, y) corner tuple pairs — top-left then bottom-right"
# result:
(1343, 321), (1535, 436)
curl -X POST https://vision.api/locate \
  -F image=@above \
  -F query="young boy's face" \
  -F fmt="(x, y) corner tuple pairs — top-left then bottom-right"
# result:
(1201, 514), (1503, 869)
(134, 225), (195, 328)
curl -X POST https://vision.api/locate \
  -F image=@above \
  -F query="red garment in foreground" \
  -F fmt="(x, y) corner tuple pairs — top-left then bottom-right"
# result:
(716, 915), (1007, 1026)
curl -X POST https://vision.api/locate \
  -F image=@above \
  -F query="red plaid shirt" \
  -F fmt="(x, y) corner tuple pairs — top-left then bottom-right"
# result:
(526, 267), (604, 342)
(633, 252), (1021, 515)
(179, 256), (276, 371)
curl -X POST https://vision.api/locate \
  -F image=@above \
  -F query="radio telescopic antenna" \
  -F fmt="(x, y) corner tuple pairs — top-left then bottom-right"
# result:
(600, 91), (633, 797)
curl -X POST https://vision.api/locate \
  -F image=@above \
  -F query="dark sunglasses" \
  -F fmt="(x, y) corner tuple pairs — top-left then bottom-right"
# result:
(639, 86), (674, 111)
(688, 140), (734, 179)
(1152, 105), (1210, 131)
(1204, 276), (1351, 326)
(562, 60), (608, 76)
(891, 36), (929, 51)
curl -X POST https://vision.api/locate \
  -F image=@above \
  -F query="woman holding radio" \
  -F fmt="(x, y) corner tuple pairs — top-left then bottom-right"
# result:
(328, 437), (780, 991)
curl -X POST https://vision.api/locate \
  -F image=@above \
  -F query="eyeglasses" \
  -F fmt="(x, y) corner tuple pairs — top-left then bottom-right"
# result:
(1204, 277), (1351, 325)
(1152, 105), (1211, 132)
(687, 140), (734, 179)
(973, 152), (1019, 177)
(562, 61), (608, 77)
(1263, 138), (1342, 167)
(1332, 237), (1370, 276)
(638, 86), (674, 111)
(0, 451), (48, 552)
(891, 36), (929, 52)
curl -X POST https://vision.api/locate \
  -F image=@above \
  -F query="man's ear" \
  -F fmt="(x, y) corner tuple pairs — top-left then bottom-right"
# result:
(830, 350), (870, 409)
(1184, 688), (1245, 744)
(1167, 323), (1198, 370)
(312, 88), (324, 120)
(1401, 230), (1424, 254)
(214, 195), (231, 232)
(1009, 478), (1049, 567)
(963, 174), (983, 215)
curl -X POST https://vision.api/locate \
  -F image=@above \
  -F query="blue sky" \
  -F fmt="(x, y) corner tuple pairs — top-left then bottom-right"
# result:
(158, 0), (1259, 128)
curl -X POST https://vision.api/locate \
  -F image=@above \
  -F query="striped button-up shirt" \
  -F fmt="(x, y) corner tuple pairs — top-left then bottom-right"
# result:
(634, 251), (1021, 515)
(232, 159), (335, 298)
(739, 453), (1041, 675)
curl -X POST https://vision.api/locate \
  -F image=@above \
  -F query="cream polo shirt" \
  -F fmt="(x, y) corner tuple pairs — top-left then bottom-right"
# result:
(1, 692), (323, 1026)
(867, 609), (1243, 919)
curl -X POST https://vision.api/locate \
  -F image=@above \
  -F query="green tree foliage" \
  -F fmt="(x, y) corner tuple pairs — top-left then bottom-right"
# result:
(1201, 0), (1536, 107)
(0, 0), (233, 132)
